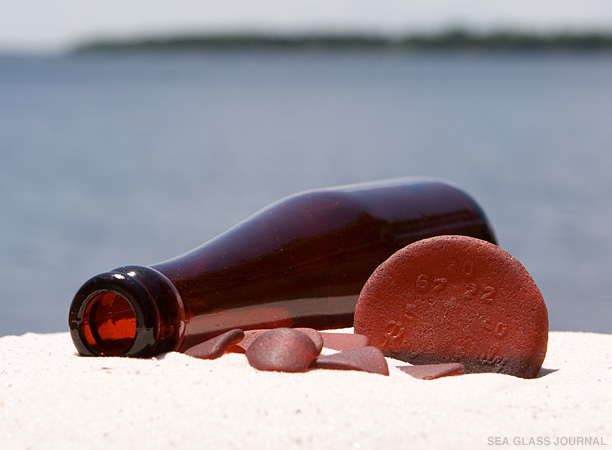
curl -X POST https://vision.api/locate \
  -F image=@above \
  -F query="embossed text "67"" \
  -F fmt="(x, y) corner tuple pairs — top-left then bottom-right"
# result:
(415, 274), (447, 292)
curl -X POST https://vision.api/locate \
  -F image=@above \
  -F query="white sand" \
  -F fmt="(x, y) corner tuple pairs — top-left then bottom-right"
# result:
(1, 331), (611, 450)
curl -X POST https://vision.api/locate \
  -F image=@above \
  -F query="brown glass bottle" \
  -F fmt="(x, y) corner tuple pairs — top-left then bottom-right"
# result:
(69, 177), (497, 358)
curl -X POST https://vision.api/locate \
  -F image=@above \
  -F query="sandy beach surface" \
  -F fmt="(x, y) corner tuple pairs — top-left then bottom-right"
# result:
(1, 330), (611, 449)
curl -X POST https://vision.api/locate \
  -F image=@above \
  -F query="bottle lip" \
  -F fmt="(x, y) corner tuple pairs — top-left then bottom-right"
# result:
(69, 269), (162, 357)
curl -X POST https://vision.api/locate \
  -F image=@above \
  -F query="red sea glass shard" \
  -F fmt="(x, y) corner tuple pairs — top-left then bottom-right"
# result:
(397, 363), (465, 380)
(312, 347), (389, 376)
(319, 332), (370, 351)
(246, 328), (318, 372)
(183, 329), (245, 360)
(354, 235), (549, 379)
(229, 328), (323, 354)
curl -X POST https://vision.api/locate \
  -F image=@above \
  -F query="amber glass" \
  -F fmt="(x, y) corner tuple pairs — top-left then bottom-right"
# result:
(69, 177), (497, 357)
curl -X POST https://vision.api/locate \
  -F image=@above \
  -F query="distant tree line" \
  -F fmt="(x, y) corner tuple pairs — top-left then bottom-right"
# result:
(73, 30), (612, 53)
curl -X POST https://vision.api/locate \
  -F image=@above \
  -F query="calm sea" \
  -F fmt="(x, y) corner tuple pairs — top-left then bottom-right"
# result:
(1, 50), (611, 337)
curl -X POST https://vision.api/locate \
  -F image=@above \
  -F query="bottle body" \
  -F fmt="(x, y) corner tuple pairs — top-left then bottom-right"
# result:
(69, 177), (497, 357)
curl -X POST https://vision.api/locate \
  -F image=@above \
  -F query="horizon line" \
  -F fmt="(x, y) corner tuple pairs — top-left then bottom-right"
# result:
(72, 28), (612, 53)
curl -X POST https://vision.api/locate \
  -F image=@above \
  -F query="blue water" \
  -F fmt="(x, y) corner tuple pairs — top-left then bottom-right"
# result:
(1, 50), (611, 337)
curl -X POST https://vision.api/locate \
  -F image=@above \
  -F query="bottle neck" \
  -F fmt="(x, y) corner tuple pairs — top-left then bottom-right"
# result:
(69, 266), (185, 357)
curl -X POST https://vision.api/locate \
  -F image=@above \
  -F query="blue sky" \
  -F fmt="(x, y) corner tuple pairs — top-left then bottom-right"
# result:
(2, 0), (612, 53)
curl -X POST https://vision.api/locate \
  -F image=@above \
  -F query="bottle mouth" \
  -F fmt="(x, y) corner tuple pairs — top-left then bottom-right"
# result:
(69, 267), (180, 357)
(81, 291), (138, 356)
